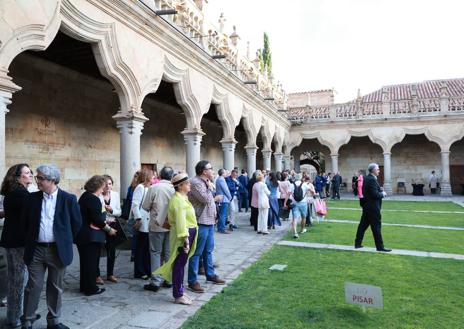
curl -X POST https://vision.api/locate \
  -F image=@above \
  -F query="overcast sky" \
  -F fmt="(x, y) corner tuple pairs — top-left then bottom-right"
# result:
(205, 0), (464, 103)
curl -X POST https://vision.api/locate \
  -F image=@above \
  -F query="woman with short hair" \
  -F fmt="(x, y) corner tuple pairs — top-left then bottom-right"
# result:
(76, 175), (117, 296)
(0, 164), (33, 328)
(256, 174), (271, 235)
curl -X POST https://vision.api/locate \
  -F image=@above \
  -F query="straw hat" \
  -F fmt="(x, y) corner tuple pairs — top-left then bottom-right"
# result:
(171, 172), (189, 187)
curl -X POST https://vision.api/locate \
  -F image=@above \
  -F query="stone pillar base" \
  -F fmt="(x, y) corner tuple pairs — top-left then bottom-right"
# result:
(383, 182), (392, 195)
(440, 183), (452, 196)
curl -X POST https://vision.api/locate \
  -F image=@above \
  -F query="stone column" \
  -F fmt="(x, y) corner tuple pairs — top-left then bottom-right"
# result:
(331, 153), (339, 174)
(283, 155), (291, 170)
(245, 146), (258, 176)
(383, 152), (392, 195)
(262, 149), (272, 171)
(221, 140), (236, 171)
(182, 130), (204, 178)
(116, 118), (145, 195)
(440, 151), (452, 196)
(0, 92), (11, 179)
(274, 152), (283, 172)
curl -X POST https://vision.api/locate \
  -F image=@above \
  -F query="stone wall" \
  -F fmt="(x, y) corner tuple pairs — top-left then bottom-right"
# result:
(7, 53), (247, 195)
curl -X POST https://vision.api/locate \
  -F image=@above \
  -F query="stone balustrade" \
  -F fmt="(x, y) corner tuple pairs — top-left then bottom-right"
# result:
(288, 95), (464, 124)
(141, 0), (287, 110)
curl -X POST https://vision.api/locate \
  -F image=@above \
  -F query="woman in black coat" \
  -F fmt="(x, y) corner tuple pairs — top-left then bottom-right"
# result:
(76, 175), (116, 296)
(0, 163), (33, 328)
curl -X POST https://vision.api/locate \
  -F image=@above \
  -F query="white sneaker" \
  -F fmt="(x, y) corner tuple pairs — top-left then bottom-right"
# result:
(300, 229), (307, 234)
(293, 234), (299, 239)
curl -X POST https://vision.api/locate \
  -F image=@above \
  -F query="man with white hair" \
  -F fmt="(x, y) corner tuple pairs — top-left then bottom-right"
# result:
(22, 165), (82, 329)
(354, 163), (391, 252)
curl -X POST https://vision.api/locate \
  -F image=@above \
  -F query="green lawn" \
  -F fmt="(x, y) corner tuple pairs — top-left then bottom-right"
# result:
(182, 246), (464, 329)
(283, 222), (464, 254)
(326, 200), (464, 212)
(182, 200), (464, 329)
(325, 200), (464, 228)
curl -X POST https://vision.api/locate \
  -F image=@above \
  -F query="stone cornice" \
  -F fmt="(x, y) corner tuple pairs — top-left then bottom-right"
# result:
(86, 0), (290, 129)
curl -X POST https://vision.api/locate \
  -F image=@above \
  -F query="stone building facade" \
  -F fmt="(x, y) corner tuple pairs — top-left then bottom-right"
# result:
(287, 80), (464, 196)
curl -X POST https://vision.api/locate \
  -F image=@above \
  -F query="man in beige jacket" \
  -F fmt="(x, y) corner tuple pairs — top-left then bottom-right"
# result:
(142, 167), (175, 292)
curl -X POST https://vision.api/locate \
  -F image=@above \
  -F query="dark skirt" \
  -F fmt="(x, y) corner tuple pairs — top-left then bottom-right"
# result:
(268, 197), (281, 227)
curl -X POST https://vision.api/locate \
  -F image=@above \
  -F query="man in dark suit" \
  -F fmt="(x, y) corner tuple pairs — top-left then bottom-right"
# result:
(22, 165), (82, 329)
(354, 163), (391, 252)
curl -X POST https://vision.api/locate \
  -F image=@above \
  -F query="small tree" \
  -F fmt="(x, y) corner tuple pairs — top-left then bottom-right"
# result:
(258, 32), (272, 77)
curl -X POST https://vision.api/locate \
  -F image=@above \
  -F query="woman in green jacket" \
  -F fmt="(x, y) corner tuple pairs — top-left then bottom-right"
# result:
(155, 173), (198, 305)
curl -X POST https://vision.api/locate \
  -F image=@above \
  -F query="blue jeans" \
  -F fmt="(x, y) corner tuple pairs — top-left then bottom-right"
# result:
(188, 224), (215, 284)
(217, 202), (230, 232)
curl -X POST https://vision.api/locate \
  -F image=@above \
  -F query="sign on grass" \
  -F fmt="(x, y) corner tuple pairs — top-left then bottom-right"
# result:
(345, 282), (383, 309)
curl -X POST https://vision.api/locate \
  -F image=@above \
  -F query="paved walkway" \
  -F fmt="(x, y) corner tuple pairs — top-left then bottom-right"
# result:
(277, 241), (464, 261)
(0, 214), (291, 329)
(324, 219), (464, 231)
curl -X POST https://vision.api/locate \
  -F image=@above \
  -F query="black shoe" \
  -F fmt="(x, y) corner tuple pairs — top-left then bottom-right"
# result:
(377, 248), (392, 252)
(47, 324), (70, 329)
(84, 288), (105, 296)
(143, 284), (160, 292)
(162, 281), (172, 288)
(354, 245), (364, 249)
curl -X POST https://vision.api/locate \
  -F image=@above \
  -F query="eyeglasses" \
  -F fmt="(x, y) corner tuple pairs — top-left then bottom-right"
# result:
(34, 175), (49, 182)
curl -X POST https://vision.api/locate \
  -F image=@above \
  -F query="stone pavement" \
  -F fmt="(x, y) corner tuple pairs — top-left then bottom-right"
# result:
(0, 213), (290, 329)
(277, 241), (464, 261)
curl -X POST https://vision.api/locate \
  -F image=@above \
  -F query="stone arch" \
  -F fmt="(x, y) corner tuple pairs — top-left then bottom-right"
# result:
(273, 126), (285, 153)
(210, 85), (242, 141)
(163, 55), (213, 130)
(60, 0), (164, 115)
(260, 117), (275, 150)
(0, 1), (61, 71)
(241, 103), (261, 147)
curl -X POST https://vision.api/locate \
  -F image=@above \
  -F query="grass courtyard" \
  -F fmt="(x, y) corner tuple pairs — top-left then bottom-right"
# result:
(182, 200), (464, 329)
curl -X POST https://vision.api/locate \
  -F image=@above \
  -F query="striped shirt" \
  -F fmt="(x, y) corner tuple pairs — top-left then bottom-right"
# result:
(188, 175), (217, 225)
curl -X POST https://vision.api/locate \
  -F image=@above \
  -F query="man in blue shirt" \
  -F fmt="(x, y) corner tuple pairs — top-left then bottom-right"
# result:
(226, 169), (240, 230)
(215, 169), (232, 234)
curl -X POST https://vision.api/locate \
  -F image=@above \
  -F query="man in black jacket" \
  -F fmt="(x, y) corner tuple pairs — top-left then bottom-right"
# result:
(22, 165), (82, 329)
(354, 163), (391, 252)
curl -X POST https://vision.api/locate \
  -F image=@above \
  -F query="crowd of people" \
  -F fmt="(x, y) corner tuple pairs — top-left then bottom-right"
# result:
(0, 160), (340, 328)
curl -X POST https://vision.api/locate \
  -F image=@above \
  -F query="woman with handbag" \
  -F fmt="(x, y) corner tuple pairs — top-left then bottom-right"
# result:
(256, 174), (271, 235)
(76, 175), (117, 296)
(131, 169), (152, 279)
(97, 175), (121, 284)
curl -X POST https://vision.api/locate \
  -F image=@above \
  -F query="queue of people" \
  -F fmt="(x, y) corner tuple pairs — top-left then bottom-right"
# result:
(0, 160), (339, 328)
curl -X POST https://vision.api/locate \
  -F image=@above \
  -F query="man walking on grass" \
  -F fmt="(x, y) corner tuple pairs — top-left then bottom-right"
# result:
(354, 163), (391, 252)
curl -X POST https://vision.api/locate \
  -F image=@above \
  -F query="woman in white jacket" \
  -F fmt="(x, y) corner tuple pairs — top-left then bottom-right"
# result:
(256, 173), (271, 235)
(131, 169), (152, 279)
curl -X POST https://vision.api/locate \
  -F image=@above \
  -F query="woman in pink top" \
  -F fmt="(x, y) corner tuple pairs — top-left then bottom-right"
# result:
(357, 169), (365, 206)
(278, 172), (291, 220)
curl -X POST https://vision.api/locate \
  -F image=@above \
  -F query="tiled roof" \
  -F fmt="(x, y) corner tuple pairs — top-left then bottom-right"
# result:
(362, 78), (464, 102)
(288, 89), (333, 95)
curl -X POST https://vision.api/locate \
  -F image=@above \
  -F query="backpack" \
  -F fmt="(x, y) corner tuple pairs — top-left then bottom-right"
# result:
(293, 182), (304, 202)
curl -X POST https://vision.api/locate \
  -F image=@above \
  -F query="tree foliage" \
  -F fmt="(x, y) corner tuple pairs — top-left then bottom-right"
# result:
(258, 32), (272, 77)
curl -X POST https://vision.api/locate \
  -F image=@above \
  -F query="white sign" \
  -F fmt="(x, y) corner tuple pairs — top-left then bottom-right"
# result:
(269, 264), (287, 271)
(345, 282), (383, 309)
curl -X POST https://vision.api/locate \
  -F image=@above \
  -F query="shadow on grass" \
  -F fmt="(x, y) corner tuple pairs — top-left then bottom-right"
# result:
(300, 306), (371, 324)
